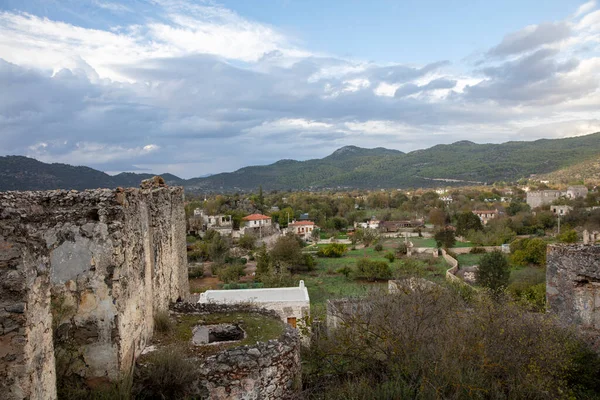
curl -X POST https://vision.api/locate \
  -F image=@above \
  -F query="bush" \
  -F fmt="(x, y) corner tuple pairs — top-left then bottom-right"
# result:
(317, 243), (347, 258)
(374, 243), (384, 252)
(476, 250), (510, 292)
(397, 242), (408, 255)
(355, 259), (391, 281)
(510, 238), (547, 266)
(210, 263), (224, 276)
(559, 229), (578, 243)
(134, 347), (196, 399)
(384, 252), (395, 263)
(153, 310), (172, 334)
(188, 265), (204, 278)
(216, 264), (246, 283)
(470, 246), (487, 254)
(337, 266), (353, 279)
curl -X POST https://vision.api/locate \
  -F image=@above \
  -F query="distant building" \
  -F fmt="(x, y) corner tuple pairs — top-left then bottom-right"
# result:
(288, 220), (318, 239)
(567, 185), (588, 199)
(190, 209), (232, 236)
(472, 210), (498, 225)
(242, 213), (272, 228)
(526, 190), (562, 209)
(354, 220), (380, 230)
(198, 281), (310, 328)
(380, 220), (424, 232)
(551, 205), (573, 216)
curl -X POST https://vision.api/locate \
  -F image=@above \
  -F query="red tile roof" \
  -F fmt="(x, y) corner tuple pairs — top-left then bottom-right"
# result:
(289, 221), (315, 226)
(242, 213), (271, 221)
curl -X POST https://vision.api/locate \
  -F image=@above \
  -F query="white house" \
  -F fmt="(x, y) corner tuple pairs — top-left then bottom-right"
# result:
(242, 213), (272, 228)
(198, 281), (310, 328)
(354, 220), (380, 229)
(551, 205), (573, 216)
(288, 220), (318, 239)
(472, 210), (498, 225)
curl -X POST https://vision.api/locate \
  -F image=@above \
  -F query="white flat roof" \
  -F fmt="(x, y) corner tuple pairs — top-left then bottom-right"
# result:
(199, 283), (309, 304)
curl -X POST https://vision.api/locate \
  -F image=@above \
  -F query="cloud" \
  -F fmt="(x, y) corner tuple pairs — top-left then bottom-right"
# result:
(0, 1), (599, 177)
(488, 22), (572, 57)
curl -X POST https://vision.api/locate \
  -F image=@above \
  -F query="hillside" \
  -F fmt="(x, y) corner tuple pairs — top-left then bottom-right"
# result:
(2, 133), (600, 192)
(538, 158), (600, 185)
(188, 133), (600, 191)
(0, 156), (184, 191)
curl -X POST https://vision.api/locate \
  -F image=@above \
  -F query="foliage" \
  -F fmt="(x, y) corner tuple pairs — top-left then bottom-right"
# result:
(384, 251), (395, 263)
(374, 243), (383, 252)
(133, 346), (197, 399)
(397, 242), (407, 255)
(153, 310), (173, 334)
(559, 228), (578, 243)
(301, 289), (600, 399)
(216, 264), (246, 283)
(455, 211), (483, 236)
(187, 265), (204, 278)
(317, 243), (347, 258)
(237, 233), (257, 251)
(354, 228), (380, 247)
(476, 250), (510, 292)
(337, 266), (353, 279)
(270, 234), (304, 271)
(510, 238), (547, 266)
(470, 246), (487, 254)
(355, 258), (392, 281)
(434, 228), (456, 249)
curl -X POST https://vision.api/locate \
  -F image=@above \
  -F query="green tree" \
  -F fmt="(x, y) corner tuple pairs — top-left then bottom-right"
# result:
(270, 234), (303, 271)
(434, 228), (456, 249)
(476, 250), (510, 292)
(237, 233), (256, 251)
(455, 212), (483, 236)
(559, 228), (578, 243)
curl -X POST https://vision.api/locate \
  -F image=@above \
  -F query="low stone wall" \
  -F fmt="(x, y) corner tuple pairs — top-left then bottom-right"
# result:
(442, 249), (461, 284)
(0, 184), (188, 399)
(170, 302), (301, 399)
(547, 244), (600, 351)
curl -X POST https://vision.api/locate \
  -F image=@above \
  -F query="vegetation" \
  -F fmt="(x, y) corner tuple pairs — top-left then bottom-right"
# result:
(434, 228), (456, 249)
(355, 259), (392, 281)
(317, 243), (347, 258)
(301, 289), (600, 399)
(476, 250), (510, 292)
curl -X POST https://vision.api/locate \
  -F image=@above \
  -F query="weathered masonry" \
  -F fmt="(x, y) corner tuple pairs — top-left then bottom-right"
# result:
(0, 184), (188, 399)
(547, 244), (600, 351)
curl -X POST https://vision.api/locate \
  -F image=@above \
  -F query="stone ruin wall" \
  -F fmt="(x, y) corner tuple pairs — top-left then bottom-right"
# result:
(547, 244), (600, 351)
(0, 185), (188, 399)
(170, 303), (301, 400)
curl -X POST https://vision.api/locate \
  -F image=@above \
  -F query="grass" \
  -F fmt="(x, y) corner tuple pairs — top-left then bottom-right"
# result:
(292, 238), (451, 316)
(456, 253), (485, 267)
(171, 312), (284, 349)
(509, 265), (546, 286)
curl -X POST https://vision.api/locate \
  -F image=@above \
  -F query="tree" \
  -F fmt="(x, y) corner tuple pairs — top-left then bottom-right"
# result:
(354, 228), (379, 248)
(455, 212), (483, 236)
(476, 250), (510, 292)
(270, 234), (303, 271)
(237, 233), (256, 251)
(255, 244), (271, 277)
(559, 229), (578, 243)
(428, 208), (447, 227)
(434, 228), (456, 249)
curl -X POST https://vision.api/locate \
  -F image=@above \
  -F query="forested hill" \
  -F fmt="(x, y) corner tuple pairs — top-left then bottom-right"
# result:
(0, 156), (184, 191)
(2, 133), (600, 192)
(187, 133), (600, 191)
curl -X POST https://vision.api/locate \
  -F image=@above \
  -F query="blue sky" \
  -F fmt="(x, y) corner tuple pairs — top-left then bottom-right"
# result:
(0, 0), (599, 177)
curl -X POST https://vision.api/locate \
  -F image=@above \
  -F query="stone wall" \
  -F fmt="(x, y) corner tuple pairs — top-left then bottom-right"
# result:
(0, 184), (188, 399)
(170, 302), (301, 400)
(547, 244), (600, 351)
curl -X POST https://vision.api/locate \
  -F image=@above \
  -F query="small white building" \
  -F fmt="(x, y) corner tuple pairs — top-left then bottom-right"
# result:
(354, 220), (380, 229)
(242, 213), (272, 228)
(288, 220), (318, 239)
(551, 205), (573, 216)
(198, 281), (310, 328)
(472, 209), (498, 225)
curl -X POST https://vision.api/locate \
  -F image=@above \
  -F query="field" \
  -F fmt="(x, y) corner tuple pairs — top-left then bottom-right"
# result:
(296, 239), (451, 315)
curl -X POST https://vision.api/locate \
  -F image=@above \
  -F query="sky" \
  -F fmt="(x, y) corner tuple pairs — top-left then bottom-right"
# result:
(0, 0), (599, 178)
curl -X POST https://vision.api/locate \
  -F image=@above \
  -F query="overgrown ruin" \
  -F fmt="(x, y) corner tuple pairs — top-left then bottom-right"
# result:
(0, 182), (188, 399)
(547, 244), (600, 351)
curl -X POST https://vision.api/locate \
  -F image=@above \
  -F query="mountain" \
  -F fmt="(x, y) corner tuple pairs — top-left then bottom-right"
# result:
(188, 133), (600, 191)
(0, 156), (184, 191)
(2, 133), (600, 192)
(538, 158), (600, 185)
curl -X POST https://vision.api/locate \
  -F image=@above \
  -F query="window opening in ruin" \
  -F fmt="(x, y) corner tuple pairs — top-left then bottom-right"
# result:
(287, 317), (297, 328)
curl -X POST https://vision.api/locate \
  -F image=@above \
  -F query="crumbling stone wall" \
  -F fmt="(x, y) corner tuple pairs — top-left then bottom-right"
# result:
(547, 244), (600, 350)
(0, 185), (188, 399)
(169, 302), (302, 399)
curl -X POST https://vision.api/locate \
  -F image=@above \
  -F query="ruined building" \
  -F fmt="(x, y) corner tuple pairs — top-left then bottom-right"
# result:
(0, 182), (188, 399)
(547, 244), (600, 351)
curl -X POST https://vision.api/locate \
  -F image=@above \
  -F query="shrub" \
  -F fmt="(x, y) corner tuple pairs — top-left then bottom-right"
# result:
(216, 264), (246, 283)
(210, 263), (225, 276)
(374, 243), (384, 252)
(470, 246), (487, 254)
(559, 228), (578, 243)
(134, 347), (196, 399)
(337, 266), (353, 279)
(317, 243), (347, 258)
(355, 258), (391, 281)
(397, 242), (408, 255)
(476, 250), (510, 292)
(154, 310), (172, 334)
(384, 252), (395, 263)
(510, 238), (547, 266)
(237, 233), (256, 251)
(188, 265), (204, 278)
(434, 228), (456, 249)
